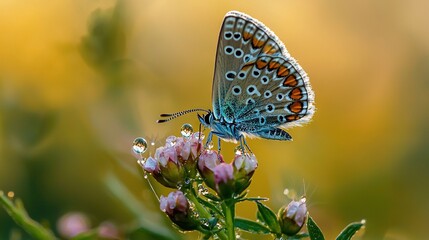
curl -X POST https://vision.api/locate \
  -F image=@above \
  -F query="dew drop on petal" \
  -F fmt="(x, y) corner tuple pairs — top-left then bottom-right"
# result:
(234, 146), (244, 155)
(132, 137), (148, 154)
(180, 123), (193, 138)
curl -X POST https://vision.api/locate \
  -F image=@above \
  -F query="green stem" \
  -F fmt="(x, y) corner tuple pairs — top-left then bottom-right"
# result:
(222, 199), (236, 240)
(184, 188), (228, 240)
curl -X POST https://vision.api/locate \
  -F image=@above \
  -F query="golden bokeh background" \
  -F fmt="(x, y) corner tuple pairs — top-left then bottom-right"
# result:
(1, 0), (428, 239)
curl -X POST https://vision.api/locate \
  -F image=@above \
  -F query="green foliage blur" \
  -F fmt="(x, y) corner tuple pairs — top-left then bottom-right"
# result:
(1, 0), (428, 239)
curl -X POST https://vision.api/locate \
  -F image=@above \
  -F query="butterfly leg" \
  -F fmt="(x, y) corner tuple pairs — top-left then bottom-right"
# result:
(218, 137), (222, 152)
(239, 135), (253, 154)
(205, 131), (214, 149)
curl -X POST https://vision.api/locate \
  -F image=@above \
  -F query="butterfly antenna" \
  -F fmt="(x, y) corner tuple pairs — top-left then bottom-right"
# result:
(157, 108), (209, 123)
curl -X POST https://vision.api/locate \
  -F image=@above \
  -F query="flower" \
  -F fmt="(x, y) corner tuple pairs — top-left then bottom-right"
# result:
(198, 150), (258, 199)
(57, 212), (90, 238)
(232, 153), (258, 194)
(198, 150), (224, 189)
(213, 163), (235, 198)
(278, 198), (308, 236)
(140, 134), (203, 188)
(160, 191), (199, 230)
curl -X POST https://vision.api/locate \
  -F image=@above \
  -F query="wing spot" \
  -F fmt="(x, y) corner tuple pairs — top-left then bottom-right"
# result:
(243, 54), (252, 63)
(224, 46), (234, 55)
(276, 93), (284, 101)
(266, 104), (275, 113)
(261, 76), (269, 84)
(264, 90), (272, 98)
(259, 116), (266, 125)
(289, 101), (303, 113)
(278, 115), (287, 123)
(246, 97), (255, 105)
(283, 74), (298, 87)
(225, 71), (236, 81)
(233, 32), (241, 40)
(234, 48), (243, 58)
(246, 84), (260, 96)
(252, 69), (261, 78)
(238, 71), (246, 79)
(232, 86), (242, 95)
(289, 87), (303, 100)
(224, 31), (233, 40)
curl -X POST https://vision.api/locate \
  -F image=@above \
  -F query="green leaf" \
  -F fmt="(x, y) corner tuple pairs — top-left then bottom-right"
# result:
(256, 202), (281, 234)
(70, 230), (98, 240)
(336, 220), (365, 240)
(203, 192), (221, 202)
(307, 216), (325, 240)
(0, 191), (56, 240)
(237, 197), (269, 202)
(235, 218), (271, 234)
(197, 196), (224, 216)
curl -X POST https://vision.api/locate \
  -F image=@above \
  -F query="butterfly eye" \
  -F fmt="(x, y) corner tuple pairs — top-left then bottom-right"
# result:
(204, 114), (211, 125)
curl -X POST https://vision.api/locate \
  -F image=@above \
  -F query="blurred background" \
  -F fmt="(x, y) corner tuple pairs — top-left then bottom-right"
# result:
(1, 0), (428, 239)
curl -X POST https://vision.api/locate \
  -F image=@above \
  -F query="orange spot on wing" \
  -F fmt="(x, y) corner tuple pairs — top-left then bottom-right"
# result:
(283, 74), (298, 87)
(289, 88), (303, 100)
(243, 31), (252, 40)
(252, 36), (265, 48)
(286, 115), (302, 121)
(263, 44), (277, 54)
(277, 65), (290, 77)
(268, 59), (281, 70)
(289, 101), (303, 113)
(256, 57), (270, 69)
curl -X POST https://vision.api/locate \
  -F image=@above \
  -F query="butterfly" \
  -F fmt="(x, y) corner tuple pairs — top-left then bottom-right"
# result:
(158, 11), (315, 151)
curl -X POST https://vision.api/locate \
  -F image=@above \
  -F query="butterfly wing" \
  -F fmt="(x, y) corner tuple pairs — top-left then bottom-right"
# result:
(212, 11), (314, 137)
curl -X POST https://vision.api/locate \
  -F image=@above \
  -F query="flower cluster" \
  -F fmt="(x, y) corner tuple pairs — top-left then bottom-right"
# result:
(141, 134), (202, 188)
(133, 128), (364, 240)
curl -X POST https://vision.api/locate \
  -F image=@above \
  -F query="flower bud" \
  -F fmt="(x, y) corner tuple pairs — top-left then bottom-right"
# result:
(278, 198), (307, 236)
(197, 150), (224, 189)
(232, 153), (258, 194)
(160, 191), (199, 230)
(213, 163), (235, 199)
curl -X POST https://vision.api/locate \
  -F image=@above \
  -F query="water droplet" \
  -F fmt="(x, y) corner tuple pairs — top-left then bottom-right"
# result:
(7, 191), (14, 198)
(234, 145), (244, 155)
(207, 141), (214, 150)
(132, 137), (148, 154)
(144, 174), (148, 179)
(166, 136), (177, 146)
(283, 188), (289, 196)
(180, 123), (193, 138)
(137, 158), (146, 167)
(193, 131), (205, 140)
(184, 178), (191, 185)
(198, 184), (209, 195)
